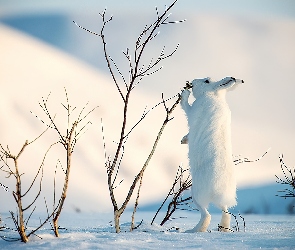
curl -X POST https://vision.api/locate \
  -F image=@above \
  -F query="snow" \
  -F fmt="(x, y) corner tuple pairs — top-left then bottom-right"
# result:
(0, 212), (294, 249)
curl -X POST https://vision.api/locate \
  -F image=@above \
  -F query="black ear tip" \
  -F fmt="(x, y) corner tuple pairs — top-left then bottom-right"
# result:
(231, 77), (236, 81)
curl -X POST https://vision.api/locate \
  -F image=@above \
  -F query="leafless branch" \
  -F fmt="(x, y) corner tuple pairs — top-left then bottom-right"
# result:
(73, 20), (100, 36)
(75, 0), (184, 233)
(0, 182), (9, 192)
(22, 142), (58, 198)
(233, 148), (270, 165)
(276, 154), (295, 198)
(218, 211), (246, 232)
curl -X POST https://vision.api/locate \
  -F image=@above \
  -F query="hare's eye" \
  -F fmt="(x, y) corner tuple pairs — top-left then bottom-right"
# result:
(204, 79), (210, 83)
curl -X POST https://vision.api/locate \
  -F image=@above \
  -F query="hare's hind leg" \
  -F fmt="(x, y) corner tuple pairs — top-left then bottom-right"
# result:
(219, 206), (231, 232)
(186, 204), (211, 233)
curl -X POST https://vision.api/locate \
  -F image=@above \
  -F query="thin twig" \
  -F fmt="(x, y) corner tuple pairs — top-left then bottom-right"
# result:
(276, 155), (295, 198)
(131, 175), (143, 231)
(234, 148), (270, 165)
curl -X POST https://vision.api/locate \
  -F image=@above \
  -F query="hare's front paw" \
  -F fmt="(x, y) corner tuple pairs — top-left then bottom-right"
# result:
(181, 89), (190, 100)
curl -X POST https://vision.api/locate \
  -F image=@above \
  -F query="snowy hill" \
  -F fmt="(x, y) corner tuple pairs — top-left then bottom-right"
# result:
(140, 183), (295, 215)
(1, 2), (295, 216)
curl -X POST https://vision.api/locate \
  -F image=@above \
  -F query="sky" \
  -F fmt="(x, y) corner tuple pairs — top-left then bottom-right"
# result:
(0, 0), (295, 19)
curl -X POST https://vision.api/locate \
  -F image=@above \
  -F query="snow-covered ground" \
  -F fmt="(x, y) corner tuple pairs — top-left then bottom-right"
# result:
(0, 211), (294, 249)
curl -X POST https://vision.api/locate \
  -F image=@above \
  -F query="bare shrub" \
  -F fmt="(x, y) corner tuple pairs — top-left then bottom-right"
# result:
(74, 0), (185, 233)
(32, 89), (97, 237)
(0, 133), (56, 242)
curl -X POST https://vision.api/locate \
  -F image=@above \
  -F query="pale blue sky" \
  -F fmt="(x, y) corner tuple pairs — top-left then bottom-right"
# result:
(0, 0), (294, 19)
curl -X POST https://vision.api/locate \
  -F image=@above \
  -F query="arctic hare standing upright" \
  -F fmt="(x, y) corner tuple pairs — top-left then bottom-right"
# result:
(181, 76), (243, 232)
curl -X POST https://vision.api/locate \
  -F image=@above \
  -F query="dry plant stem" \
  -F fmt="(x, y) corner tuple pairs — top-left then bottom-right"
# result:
(130, 175), (143, 231)
(52, 122), (76, 237)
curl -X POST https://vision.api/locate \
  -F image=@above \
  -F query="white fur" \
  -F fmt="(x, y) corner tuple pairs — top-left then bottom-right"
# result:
(181, 76), (243, 232)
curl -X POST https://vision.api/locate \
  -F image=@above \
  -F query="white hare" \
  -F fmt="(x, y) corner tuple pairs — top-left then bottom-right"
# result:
(181, 76), (243, 232)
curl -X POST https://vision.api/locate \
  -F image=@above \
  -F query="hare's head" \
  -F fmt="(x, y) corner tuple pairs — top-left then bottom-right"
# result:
(190, 77), (244, 98)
